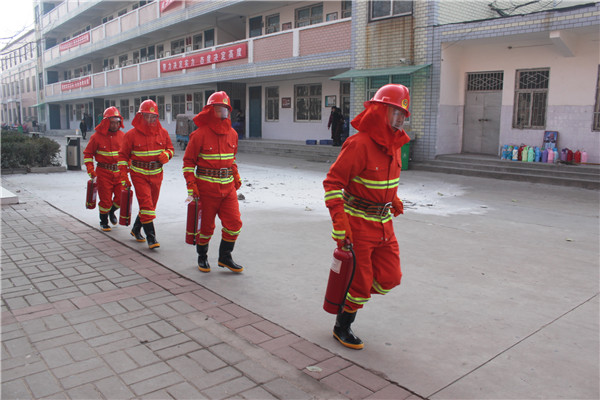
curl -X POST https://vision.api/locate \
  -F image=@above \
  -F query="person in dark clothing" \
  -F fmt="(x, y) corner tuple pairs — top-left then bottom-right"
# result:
(79, 119), (87, 139)
(328, 106), (344, 146)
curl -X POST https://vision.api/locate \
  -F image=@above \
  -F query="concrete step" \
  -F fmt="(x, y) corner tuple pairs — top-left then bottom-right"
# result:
(411, 154), (600, 189)
(238, 139), (341, 163)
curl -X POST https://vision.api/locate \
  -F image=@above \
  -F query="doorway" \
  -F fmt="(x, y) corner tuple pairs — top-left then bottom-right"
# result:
(463, 71), (503, 155)
(249, 86), (262, 138)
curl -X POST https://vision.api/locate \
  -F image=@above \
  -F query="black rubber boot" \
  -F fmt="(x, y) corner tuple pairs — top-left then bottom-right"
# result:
(333, 311), (364, 350)
(217, 240), (243, 273)
(108, 205), (118, 225)
(142, 222), (160, 249)
(196, 244), (211, 273)
(130, 216), (146, 242)
(99, 213), (111, 231)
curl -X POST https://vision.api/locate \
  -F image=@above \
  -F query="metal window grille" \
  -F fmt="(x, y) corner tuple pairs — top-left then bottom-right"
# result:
(266, 87), (279, 121)
(513, 68), (549, 129)
(467, 72), (504, 91)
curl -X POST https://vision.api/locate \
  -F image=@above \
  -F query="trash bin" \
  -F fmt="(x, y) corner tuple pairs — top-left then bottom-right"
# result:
(400, 142), (410, 170)
(66, 135), (81, 170)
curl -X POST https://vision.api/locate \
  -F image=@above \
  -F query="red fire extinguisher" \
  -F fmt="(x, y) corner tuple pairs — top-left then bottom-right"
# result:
(185, 198), (202, 245)
(119, 187), (133, 226)
(85, 179), (97, 209)
(323, 241), (356, 314)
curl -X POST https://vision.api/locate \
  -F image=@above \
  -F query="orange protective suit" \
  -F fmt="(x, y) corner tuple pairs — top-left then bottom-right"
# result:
(118, 114), (174, 224)
(83, 120), (124, 214)
(182, 108), (242, 245)
(323, 103), (410, 311)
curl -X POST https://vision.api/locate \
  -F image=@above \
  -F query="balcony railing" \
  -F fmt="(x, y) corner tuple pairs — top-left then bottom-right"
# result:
(44, 19), (351, 98)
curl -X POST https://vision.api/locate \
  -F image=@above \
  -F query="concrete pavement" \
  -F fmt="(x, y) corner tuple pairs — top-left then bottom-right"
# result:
(2, 139), (599, 399)
(1, 182), (416, 399)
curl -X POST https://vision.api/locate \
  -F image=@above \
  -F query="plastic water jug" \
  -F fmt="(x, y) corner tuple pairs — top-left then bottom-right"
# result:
(527, 147), (534, 162)
(574, 150), (581, 163)
(547, 149), (554, 163)
(542, 149), (548, 163)
(581, 151), (588, 163)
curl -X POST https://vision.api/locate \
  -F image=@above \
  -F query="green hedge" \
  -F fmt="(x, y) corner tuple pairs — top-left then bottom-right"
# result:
(1, 131), (61, 169)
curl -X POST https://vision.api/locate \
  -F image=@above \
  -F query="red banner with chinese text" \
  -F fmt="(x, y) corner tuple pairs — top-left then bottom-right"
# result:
(160, 43), (248, 73)
(61, 76), (91, 91)
(59, 32), (90, 52)
(160, 0), (178, 13)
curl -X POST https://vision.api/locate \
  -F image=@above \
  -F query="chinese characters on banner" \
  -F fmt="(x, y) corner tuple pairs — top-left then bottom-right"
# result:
(59, 32), (90, 52)
(160, 43), (247, 73)
(160, 0), (177, 13)
(61, 76), (91, 91)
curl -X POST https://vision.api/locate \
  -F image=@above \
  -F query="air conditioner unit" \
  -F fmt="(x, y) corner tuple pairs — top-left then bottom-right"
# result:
(140, 56), (147, 62)
(186, 46), (192, 52)
(158, 52), (164, 58)
(165, 51), (170, 57)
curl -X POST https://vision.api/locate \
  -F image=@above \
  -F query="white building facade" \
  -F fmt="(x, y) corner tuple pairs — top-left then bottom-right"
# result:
(35, 0), (354, 144)
(424, 1), (600, 163)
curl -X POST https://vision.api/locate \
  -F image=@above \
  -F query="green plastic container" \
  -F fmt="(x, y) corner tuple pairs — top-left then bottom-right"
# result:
(400, 142), (410, 170)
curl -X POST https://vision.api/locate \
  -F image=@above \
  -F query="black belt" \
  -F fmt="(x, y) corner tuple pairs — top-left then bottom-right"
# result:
(97, 162), (119, 171)
(132, 160), (162, 169)
(343, 191), (392, 216)
(196, 167), (233, 178)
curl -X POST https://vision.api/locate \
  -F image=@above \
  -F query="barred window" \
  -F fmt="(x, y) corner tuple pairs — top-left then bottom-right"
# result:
(513, 68), (549, 129)
(295, 84), (321, 121)
(266, 87), (279, 121)
(371, 1), (413, 21)
(467, 72), (503, 91)
(593, 65), (600, 131)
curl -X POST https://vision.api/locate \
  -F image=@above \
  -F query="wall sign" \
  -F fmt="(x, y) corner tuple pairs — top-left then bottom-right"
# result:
(61, 76), (91, 91)
(160, 43), (247, 73)
(59, 32), (90, 52)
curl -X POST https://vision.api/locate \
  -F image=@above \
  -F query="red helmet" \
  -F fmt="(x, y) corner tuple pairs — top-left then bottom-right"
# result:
(206, 91), (232, 111)
(103, 106), (121, 119)
(139, 99), (159, 115)
(366, 84), (410, 117)
(101, 106), (124, 129)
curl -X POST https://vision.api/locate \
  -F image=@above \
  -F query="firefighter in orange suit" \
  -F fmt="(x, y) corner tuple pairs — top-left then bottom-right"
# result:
(83, 107), (125, 231)
(183, 91), (243, 273)
(323, 84), (411, 350)
(118, 99), (174, 249)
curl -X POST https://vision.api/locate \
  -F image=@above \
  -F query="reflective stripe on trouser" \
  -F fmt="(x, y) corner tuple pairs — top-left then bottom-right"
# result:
(196, 189), (242, 245)
(344, 235), (402, 311)
(131, 171), (163, 224)
(97, 169), (122, 214)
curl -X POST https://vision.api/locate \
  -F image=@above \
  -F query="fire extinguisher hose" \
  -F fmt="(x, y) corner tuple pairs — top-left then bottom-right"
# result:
(341, 243), (357, 314)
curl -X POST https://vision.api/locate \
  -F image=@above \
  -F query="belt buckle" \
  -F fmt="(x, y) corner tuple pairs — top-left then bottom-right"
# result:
(380, 202), (392, 217)
(219, 168), (229, 178)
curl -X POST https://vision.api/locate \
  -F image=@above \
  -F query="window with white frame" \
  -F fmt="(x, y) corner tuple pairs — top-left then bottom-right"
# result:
(593, 65), (600, 131)
(342, 1), (352, 18)
(172, 94), (186, 120)
(171, 39), (185, 55)
(120, 99), (130, 120)
(266, 14), (280, 33)
(370, 1), (413, 20)
(295, 84), (321, 121)
(266, 87), (279, 121)
(295, 3), (323, 28)
(513, 68), (549, 129)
